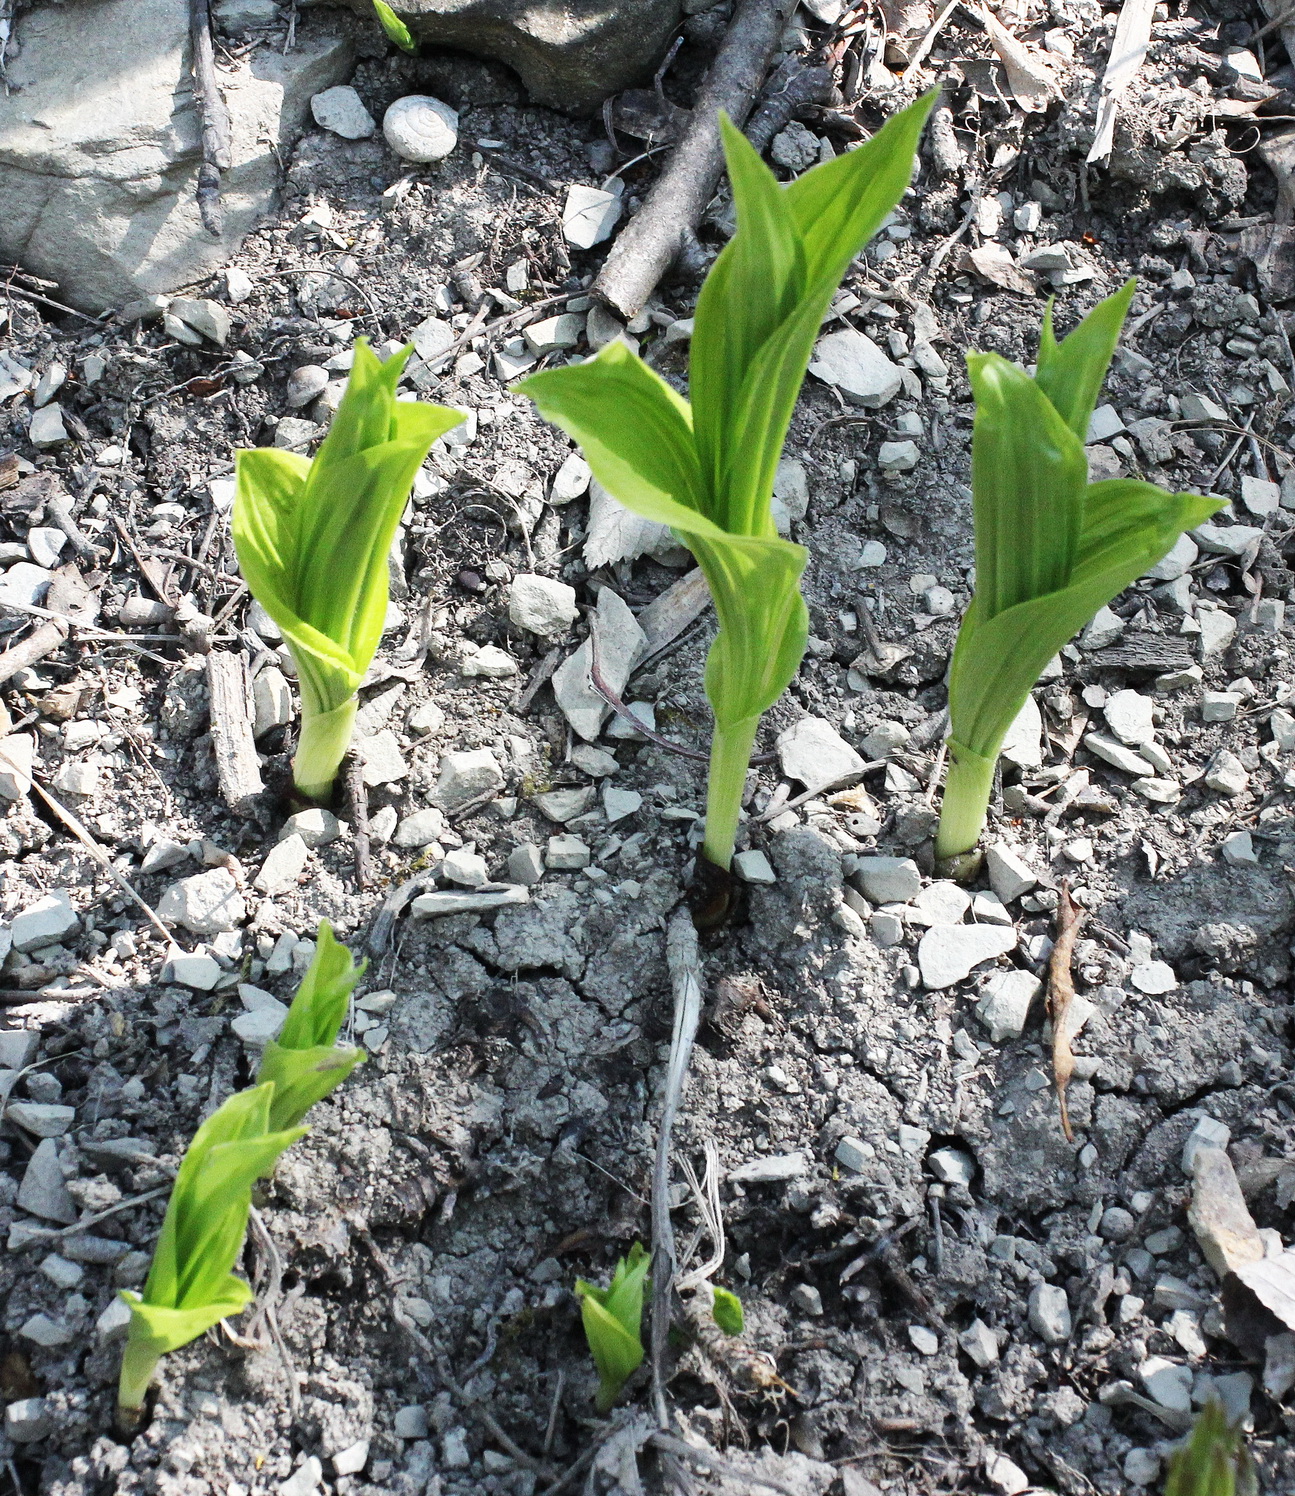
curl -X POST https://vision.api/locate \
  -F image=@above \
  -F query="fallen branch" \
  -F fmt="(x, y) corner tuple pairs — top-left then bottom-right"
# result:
(594, 0), (789, 320)
(206, 651), (264, 815)
(0, 619), (68, 686)
(345, 750), (372, 891)
(189, 0), (233, 236)
(1047, 882), (1087, 1142)
(743, 59), (835, 153)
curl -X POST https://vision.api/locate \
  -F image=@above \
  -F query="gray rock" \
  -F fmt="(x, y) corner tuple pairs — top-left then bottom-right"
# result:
(533, 786), (596, 823)
(0, 732), (34, 800)
(333, 0), (679, 113)
(311, 84), (375, 139)
(729, 1152), (808, 1184)
(776, 716), (865, 793)
(1146, 533), (1198, 582)
(523, 312), (585, 354)
(789, 1283), (824, 1316)
(26, 527), (66, 568)
(28, 405), (67, 447)
(1084, 732), (1154, 776)
(95, 1296), (133, 1343)
(357, 729), (406, 787)
(1180, 393), (1227, 424)
(808, 328), (902, 407)
(506, 843), (545, 885)
(383, 94), (459, 162)
(394, 1405), (429, 1439)
(5, 1102), (75, 1138)
(215, 0), (281, 24)
(1028, 1282), (1072, 1343)
(508, 573), (578, 637)
(164, 950), (223, 990)
(563, 184), (623, 248)
(1086, 403), (1125, 443)
(909, 881), (970, 926)
(984, 843), (1037, 903)
(442, 848), (489, 885)
(20, 1312), (74, 1348)
(1138, 1356), (1192, 1412)
(851, 856), (920, 904)
(550, 452), (591, 504)
(119, 594), (176, 628)
(285, 364), (328, 409)
(1198, 608), (1237, 662)
(1194, 522), (1263, 556)
(1079, 605), (1124, 650)
(18, 1139), (77, 1224)
(0, 1031), (37, 1069)
(170, 296), (230, 345)
(1103, 688), (1154, 746)
(157, 868), (247, 935)
(545, 834), (590, 870)
(918, 924), (1016, 989)
(928, 1146), (975, 1186)
(602, 785), (641, 823)
(280, 807), (341, 848)
(878, 439), (919, 473)
(254, 834), (308, 895)
(1204, 748), (1248, 796)
(1, 562), (54, 608)
(733, 849), (776, 884)
(411, 885), (529, 918)
(393, 808), (447, 848)
(5, 1397), (51, 1443)
(409, 315), (455, 363)
(436, 747), (504, 810)
(834, 1136), (872, 1172)
(0, 0), (354, 311)
(550, 587), (646, 742)
(11, 890), (79, 952)
(959, 1319), (1000, 1368)
(976, 969), (1039, 1042)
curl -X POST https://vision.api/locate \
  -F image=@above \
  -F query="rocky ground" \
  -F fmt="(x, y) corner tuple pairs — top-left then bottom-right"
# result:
(2, 0), (1295, 1493)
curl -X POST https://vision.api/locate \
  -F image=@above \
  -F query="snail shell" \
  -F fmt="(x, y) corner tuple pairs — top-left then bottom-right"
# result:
(382, 95), (459, 164)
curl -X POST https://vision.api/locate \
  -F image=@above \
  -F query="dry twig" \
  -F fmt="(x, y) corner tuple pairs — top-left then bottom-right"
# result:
(190, 0), (233, 234)
(1047, 882), (1088, 1142)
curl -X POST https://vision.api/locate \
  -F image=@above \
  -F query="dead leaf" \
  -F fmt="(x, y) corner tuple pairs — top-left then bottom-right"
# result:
(1047, 883), (1086, 1141)
(584, 481), (689, 569)
(978, 5), (1056, 113)
(1086, 0), (1156, 164)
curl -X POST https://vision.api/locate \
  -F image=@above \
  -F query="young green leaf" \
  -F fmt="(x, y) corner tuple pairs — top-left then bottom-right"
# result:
(256, 920), (366, 1132)
(521, 94), (935, 880)
(574, 1242), (651, 1412)
(1165, 1400), (1258, 1496)
(711, 1285), (744, 1335)
(233, 342), (462, 801)
(935, 283), (1223, 860)
(117, 1084), (305, 1417)
(372, 0), (417, 51)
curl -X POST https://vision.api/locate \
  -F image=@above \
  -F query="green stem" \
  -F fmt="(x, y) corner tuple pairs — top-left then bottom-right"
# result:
(935, 740), (997, 860)
(117, 1335), (162, 1417)
(293, 696), (358, 803)
(702, 714), (760, 871)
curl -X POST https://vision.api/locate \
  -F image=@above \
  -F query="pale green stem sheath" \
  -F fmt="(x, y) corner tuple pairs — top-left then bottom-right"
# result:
(117, 1337), (161, 1418)
(702, 713), (760, 871)
(934, 740), (996, 861)
(294, 696), (358, 803)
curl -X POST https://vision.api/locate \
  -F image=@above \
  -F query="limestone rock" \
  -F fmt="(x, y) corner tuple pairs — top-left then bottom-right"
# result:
(918, 923), (1016, 990)
(327, 0), (681, 114)
(808, 328), (902, 407)
(0, 0), (354, 311)
(508, 573), (578, 636)
(383, 95), (459, 162)
(311, 84), (375, 140)
(157, 868), (247, 935)
(776, 716), (866, 793)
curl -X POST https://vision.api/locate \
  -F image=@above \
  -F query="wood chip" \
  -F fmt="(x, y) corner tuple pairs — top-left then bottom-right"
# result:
(206, 651), (264, 815)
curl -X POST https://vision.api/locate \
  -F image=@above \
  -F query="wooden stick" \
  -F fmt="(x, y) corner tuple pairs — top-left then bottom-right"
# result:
(206, 651), (264, 815)
(189, 0), (233, 236)
(345, 750), (372, 891)
(0, 619), (68, 687)
(593, 0), (789, 320)
(1047, 883), (1087, 1143)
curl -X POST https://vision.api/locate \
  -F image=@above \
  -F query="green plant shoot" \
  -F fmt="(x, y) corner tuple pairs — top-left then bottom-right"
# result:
(711, 1285), (743, 1335)
(256, 920), (366, 1132)
(1165, 1400), (1257, 1496)
(936, 282), (1222, 860)
(117, 1085), (305, 1419)
(372, 0), (417, 51)
(233, 341), (462, 802)
(574, 1242), (650, 1413)
(522, 95), (935, 877)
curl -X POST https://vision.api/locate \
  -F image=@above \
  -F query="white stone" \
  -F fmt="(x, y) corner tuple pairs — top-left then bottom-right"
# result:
(534, 786), (596, 822)
(278, 1456), (322, 1496)
(28, 404), (68, 447)
(918, 924), (1016, 989)
(0, 1032), (37, 1069)
(878, 440), (919, 473)
(1000, 693), (1042, 769)
(254, 833), (308, 895)
(1240, 474), (1281, 517)
(508, 573), (578, 637)
(733, 849), (776, 884)
(53, 762), (99, 797)
(165, 950), (223, 990)
(383, 95), (458, 162)
(1130, 960), (1177, 995)
(984, 844), (1037, 903)
(26, 527), (66, 568)
(357, 729), (407, 786)
(461, 643), (517, 678)
(1198, 608), (1237, 662)
(1221, 829), (1257, 867)
(908, 1323), (939, 1355)
(1204, 748), (1248, 796)
(909, 881), (970, 926)
(157, 868), (247, 935)
(550, 587), (646, 741)
(1194, 522), (1263, 557)
(959, 1319), (1000, 1368)
(411, 885), (530, 918)
(279, 808), (341, 848)
(1146, 533), (1198, 582)
(170, 296), (230, 345)
(11, 890), (79, 951)
(851, 856), (921, 904)
(393, 808), (446, 848)
(1080, 605), (1124, 650)
(408, 701), (445, 736)
(602, 786), (641, 823)
(436, 747), (504, 810)
(1183, 1116), (1231, 1175)
(506, 843), (545, 885)
(808, 328), (902, 407)
(1084, 732), (1153, 776)
(17, 1139), (76, 1223)
(1180, 393), (1227, 424)
(776, 716), (865, 793)
(274, 417), (320, 450)
(523, 313), (584, 354)
(972, 889), (1012, 925)
(1028, 1282), (1071, 1343)
(562, 184), (622, 249)
(1086, 404), (1125, 443)
(409, 315), (454, 363)
(928, 1145), (975, 1186)
(976, 970), (1039, 1042)
(1138, 1356), (1192, 1412)
(1103, 689), (1154, 746)
(1, 562), (54, 608)
(546, 834), (590, 870)
(1123, 1449), (1160, 1487)
(985, 1454), (1029, 1495)
(333, 1441), (369, 1477)
(860, 720), (909, 757)
(550, 452), (592, 504)
(311, 84), (374, 139)
(96, 1296), (132, 1343)
(6, 1102), (74, 1138)
(870, 910), (904, 947)
(729, 1152), (808, 1184)
(442, 848), (489, 886)
(0, 733), (35, 800)
(1202, 691), (1240, 722)
(5, 1397), (51, 1443)
(232, 1002), (288, 1047)
(834, 1136), (872, 1172)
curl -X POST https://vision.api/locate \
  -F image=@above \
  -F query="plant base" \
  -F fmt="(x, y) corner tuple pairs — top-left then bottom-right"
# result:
(687, 854), (737, 932)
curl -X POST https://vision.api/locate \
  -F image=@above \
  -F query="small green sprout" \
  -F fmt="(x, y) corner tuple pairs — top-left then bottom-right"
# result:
(522, 95), (935, 894)
(711, 1285), (743, 1335)
(372, 0), (417, 51)
(233, 341), (462, 802)
(935, 283), (1222, 860)
(1165, 1399), (1257, 1496)
(574, 1242), (651, 1412)
(117, 1085), (305, 1421)
(255, 920), (365, 1132)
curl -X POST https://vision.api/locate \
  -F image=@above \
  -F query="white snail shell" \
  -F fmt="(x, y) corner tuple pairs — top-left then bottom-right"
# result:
(382, 95), (459, 164)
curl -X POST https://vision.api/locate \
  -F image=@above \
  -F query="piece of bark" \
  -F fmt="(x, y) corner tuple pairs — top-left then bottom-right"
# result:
(594, 0), (789, 320)
(190, 0), (233, 236)
(743, 60), (835, 153)
(206, 651), (264, 815)
(0, 620), (69, 686)
(1047, 883), (1086, 1143)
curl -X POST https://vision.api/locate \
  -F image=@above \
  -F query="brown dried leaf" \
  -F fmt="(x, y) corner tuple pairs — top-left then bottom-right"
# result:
(1047, 884), (1086, 1141)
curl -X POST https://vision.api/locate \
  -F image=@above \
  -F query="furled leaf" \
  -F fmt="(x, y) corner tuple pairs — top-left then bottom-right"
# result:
(257, 921), (366, 1131)
(372, 0), (417, 51)
(575, 1242), (650, 1412)
(711, 1285), (744, 1335)
(1165, 1400), (1258, 1496)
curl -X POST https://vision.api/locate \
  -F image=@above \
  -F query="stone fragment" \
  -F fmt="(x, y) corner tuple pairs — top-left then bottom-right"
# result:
(808, 328), (902, 407)
(1146, 533), (1198, 582)
(776, 716), (866, 793)
(169, 297), (230, 345)
(157, 868), (247, 935)
(984, 1453), (1029, 1495)
(28, 405), (68, 447)
(410, 885), (529, 918)
(357, 729), (407, 787)
(461, 643), (517, 678)
(392, 809), (446, 849)
(1138, 1356), (1192, 1412)
(508, 573), (578, 637)
(1180, 393), (1227, 424)
(878, 440), (919, 473)
(870, 911), (903, 947)
(928, 1146), (975, 1186)
(533, 786), (596, 823)
(976, 970), (1040, 1042)
(394, 1405), (429, 1439)
(383, 95), (458, 162)
(52, 762), (99, 797)
(909, 881), (971, 926)
(1188, 1145), (1263, 1277)
(18, 1139), (77, 1223)
(918, 924), (1016, 990)
(1028, 1282), (1072, 1344)
(1194, 523), (1263, 556)
(850, 856), (921, 904)
(27, 527), (66, 568)
(1, 562), (54, 608)
(907, 1323), (938, 1354)
(1240, 474), (1280, 517)
(252, 667), (292, 738)
(562, 184), (622, 249)
(523, 313), (584, 354)
(834, 1136), (872, 1172)
(164, 950), (223, 990)
(602, 786), (641, 823)
(959, 1319), (1000, 1368)
(507, 843), (545, 885)
(550, 587), (646, 741)
(1080, 605), (1124, 650)
(311, 84), (374, 139)
(280, 808), (341, 848)
(436, 747), (504, 810)
(5, 1398), (51, 1443)
(1221, 830), (1257, 867)
(254, 834), (308, 895)
(96, 1296), (132, 1343)
(274, 417), (320, 450)
(1183, 1116), (1231, 1175)
(6, 1103), (75, 1138)
(0, 733), (35, 800)
(550, 451), (591, 504)
(1130, 959), (1176, 994)
(984, 843), (1037, 903)
(1086, 404), (1125, 443)
(1204, 749), (1248, 796)
(1000, 693), (1043, 769)
(11, 890), (80, 952)
(1202, 691), (1240, 723)
(1198, 608), (1237, 662)
(1084, 732), (1153, 776)
(733, 849), (776, 884)
(728, 1153), (808, 1184)
(1103, 689), (1154, 746)
(0, 1032), (38, 1069)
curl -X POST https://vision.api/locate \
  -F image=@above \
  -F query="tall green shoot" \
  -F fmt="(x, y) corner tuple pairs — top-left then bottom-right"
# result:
(373, 0), (417, 51)
(233, 342), (462, 802)
(521, 96), (935, 893)
(575, 1243), (650, 1412)
(116, 1085), (304, 1420)
(1165, 1399), (1257, 1496)
(256, 920), (366, 1131)
(936, 284), (1222, 860)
